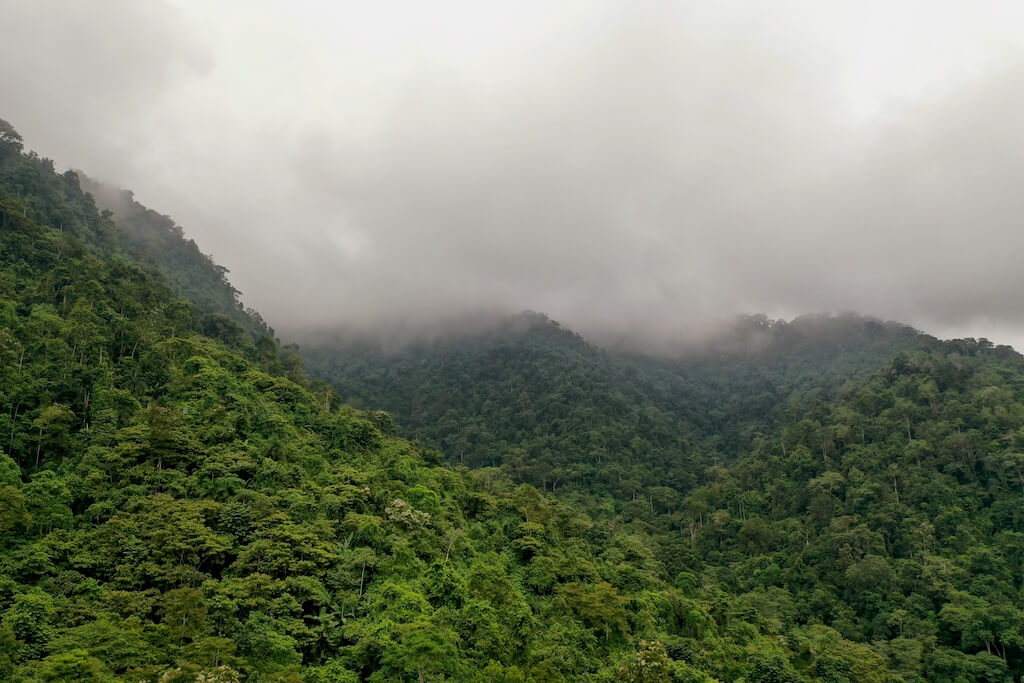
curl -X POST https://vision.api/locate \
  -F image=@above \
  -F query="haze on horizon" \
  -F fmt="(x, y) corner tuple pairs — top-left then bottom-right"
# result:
(2, 0), (1023, 350)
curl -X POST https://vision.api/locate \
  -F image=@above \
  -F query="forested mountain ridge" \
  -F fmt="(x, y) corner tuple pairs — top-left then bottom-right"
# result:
(0, 120), (698, 681)
(0, 120), (279, 351)
(306, 313), (1024, 681)
(626, 313), (935, 453)
(304, 312), (698, 491)
(4, 114), (1024, 682)
(301, 311), (934, 491)
(77, 175), (277, 343)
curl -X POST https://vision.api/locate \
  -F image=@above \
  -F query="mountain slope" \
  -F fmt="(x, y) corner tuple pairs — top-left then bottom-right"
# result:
(0, 123), (700, 681)
(307, 312), (1024, 680)
(302, 312), (932, 491)
(78, 175), (276, 343)
(5, 116), (1024, 681)
(658, 338), (1024, 681)
(304, 313), (703, 492)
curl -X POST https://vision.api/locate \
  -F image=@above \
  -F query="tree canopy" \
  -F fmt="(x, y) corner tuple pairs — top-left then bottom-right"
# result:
(4, 117), (1024, 681)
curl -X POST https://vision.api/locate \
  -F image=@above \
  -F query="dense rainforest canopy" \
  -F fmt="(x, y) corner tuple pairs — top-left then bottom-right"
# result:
(3, 118), (1024, 682)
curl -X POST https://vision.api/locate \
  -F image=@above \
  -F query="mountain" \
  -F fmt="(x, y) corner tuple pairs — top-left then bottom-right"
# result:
(301, 311), (932, 491)
(303, 312), (698, 491)
(5, 115), (1024, 681)
(0, 120), (690, 682)
(304, 312), (1024, 680)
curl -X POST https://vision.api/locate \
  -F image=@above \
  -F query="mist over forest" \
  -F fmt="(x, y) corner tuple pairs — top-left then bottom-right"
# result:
(3, 2), (1024, 682)
(3, 0), (1024, 350)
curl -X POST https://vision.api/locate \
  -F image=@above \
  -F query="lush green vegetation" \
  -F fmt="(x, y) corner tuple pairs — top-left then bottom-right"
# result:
(302, 311), (929, 492)
(4, 116), (1024, 681)
(0, 120), (706, 682)
(307, 317), (1024, 681)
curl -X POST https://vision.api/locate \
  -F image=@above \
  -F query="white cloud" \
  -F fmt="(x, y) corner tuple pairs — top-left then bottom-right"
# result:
(3, 0), (1024, 349)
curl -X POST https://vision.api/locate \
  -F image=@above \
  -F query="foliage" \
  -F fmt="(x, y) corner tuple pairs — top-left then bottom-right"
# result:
(5, 117), (1024, 681)
(306, 311), (1024, 681)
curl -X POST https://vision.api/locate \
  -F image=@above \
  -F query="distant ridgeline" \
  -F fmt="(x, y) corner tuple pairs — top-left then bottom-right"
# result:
(305, 295), (1024, 680)
(4, 114), (1024, 681)
(302, 311), (935, 484)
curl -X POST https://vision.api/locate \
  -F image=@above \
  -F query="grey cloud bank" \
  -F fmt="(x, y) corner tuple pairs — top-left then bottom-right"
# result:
(2, 0), (1023, 349)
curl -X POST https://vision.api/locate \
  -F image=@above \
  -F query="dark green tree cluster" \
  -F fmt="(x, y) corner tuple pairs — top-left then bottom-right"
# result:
(305, 314), (701, 493)
(640, 342), (1024, 681)
(302, 312), (927, 495)
(306, 312), (1024, 680)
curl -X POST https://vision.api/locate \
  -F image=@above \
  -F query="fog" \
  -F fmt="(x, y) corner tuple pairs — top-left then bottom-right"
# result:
(3, 0), (1024, 349)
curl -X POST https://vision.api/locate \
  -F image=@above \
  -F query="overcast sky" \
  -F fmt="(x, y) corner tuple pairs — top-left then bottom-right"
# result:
(3, 0), (1024, 349)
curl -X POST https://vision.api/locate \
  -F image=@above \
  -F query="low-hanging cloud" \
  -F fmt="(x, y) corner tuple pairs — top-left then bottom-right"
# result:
(3, 0), (1024, 348)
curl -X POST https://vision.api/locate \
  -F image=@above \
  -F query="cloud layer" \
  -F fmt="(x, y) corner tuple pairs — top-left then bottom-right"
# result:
(3, 0), (1024, 348)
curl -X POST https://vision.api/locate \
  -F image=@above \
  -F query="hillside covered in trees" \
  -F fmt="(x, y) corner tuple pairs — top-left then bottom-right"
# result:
(302, 312), (931, 491)
(3, 116), (1024, 682)
(305, 305), (1024, 682)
